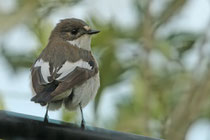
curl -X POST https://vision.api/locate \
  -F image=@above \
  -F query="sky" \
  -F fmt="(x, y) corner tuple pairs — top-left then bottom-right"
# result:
(0, 0), (210, 139)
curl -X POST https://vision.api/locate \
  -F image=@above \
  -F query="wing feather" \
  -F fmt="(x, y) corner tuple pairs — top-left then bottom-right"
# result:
(41, 66), (98, 103)
(31, 59), (98, 105)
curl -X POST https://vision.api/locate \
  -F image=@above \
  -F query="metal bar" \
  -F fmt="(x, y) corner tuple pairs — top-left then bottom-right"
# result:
(0, 110), (162, 140)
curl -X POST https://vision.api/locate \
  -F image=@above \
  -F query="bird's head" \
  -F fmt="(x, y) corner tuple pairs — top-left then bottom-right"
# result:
(50, 18), (100, 50)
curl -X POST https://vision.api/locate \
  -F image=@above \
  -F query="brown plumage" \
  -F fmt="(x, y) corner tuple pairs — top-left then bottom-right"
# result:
(30, 18), (100, 113)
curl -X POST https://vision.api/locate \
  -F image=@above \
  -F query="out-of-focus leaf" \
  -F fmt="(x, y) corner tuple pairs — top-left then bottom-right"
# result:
(156, 40), (174, 60)
(1, 48), (35, 71)
(155, 0), (188, 29)
(90, 20), (129, 113)
(61, 108), (76, 122)
(167, 33), (199, 57)
(30, 20), (53, 55)
(0, 94), (4, 110)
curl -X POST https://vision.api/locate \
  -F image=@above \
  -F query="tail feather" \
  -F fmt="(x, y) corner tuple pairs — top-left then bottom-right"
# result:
(31, 92), (50, 105)
(31, 80), (59, 105)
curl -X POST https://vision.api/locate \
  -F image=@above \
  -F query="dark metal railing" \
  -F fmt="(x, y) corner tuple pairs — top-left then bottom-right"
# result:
(0, 110), (162, 140)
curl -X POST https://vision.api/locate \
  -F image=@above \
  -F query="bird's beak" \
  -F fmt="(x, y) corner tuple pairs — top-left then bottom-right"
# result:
(87, 29), (100, 35)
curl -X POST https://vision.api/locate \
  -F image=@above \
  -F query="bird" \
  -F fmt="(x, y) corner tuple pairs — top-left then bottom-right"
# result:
(30, 18), (100, 128)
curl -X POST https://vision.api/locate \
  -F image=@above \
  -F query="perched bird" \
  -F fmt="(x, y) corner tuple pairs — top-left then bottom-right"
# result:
(30, 18), (100, 128)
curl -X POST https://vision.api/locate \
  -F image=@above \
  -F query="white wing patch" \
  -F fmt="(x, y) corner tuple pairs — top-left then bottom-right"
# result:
(34, 59), (92, 81)
(56, 60), (92, 80)
(34, 59), (51, 83)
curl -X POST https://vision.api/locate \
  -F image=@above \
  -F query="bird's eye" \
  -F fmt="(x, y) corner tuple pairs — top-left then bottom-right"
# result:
(71, 29), (78, 35)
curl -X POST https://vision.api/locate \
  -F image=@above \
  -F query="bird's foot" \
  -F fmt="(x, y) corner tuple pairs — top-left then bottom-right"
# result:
(81, 119), (86, 129)
(44, 114), (49, 124)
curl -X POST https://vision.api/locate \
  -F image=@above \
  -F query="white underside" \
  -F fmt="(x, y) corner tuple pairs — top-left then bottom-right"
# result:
(64, 72), (100, 110)
(48, 73), (100, 111)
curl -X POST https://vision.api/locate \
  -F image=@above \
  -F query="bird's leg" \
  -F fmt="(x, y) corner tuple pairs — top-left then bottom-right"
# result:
(79, 103), (85, 129)
(44, 104), (49, 123)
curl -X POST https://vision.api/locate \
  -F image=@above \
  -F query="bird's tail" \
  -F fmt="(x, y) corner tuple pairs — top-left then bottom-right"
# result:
(31, 80), (59, 105)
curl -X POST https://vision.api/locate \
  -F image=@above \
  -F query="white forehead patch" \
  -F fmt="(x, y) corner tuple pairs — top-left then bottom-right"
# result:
(84, 26), (91, 31)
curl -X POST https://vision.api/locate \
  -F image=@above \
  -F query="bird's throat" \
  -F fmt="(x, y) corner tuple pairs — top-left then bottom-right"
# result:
(68, 35), (91, 51)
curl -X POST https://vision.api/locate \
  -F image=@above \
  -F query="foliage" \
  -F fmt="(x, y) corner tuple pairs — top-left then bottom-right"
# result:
(0, 94), (4, 110)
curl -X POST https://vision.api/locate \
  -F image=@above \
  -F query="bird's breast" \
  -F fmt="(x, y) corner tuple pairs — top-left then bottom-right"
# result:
(64, 72), (100, 110)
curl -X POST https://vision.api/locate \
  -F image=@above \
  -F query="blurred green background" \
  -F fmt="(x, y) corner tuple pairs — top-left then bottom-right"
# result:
(0, 0), (210, 140)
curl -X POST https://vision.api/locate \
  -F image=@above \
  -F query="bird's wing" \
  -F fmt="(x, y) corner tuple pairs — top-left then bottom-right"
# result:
(31, 50), (98, 105)
(31, 58), (59, 105)
(40, 66), (98, 103)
